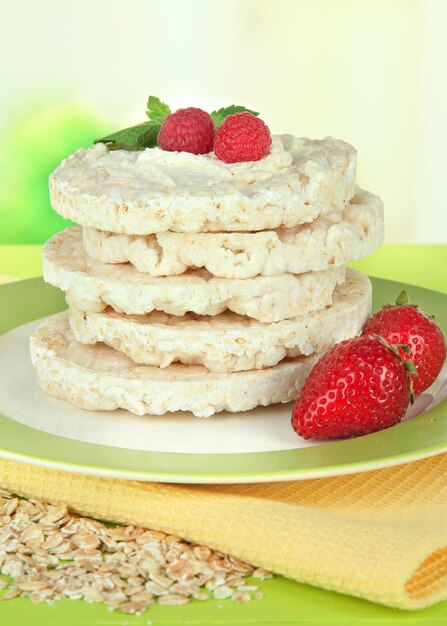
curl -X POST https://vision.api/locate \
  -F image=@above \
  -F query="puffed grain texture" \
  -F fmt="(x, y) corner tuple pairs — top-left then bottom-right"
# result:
(69, 268), (371, 372)
(30, 313), (320, 418)
(43, 228), (345, 323)
(83, 188), (383, 278)
(49, 135), (356, 234)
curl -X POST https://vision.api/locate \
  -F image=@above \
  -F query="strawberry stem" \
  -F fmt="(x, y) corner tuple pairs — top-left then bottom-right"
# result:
(374, 335), (418, 403)
(396, 290), (410, 306)
(395, 344), (411, 353)
(403, 360), (418, 376)
(382, 291), (417, 310)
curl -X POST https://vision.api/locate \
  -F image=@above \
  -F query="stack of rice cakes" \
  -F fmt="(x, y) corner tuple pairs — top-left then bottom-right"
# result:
(31, 135), (384, 417)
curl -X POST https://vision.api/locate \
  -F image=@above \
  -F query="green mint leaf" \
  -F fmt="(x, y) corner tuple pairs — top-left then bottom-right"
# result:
(136, 121), (161, 148)
(146, 96), (171, 124)
(94, 95), (172, 150)
(210, 105), (259, 128)
(94, 121), (161, 151)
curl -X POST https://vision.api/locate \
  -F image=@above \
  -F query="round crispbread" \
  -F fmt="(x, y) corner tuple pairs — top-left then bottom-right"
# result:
(30, 313), (321, 418)
(49, 135), (356, 234)
(83, 188), (383, 278)
(69, 268), (371, 373)
(43, 227), (345, 323)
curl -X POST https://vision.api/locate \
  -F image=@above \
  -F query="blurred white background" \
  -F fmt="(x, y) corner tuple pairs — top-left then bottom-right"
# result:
(1, 0), (446, 242)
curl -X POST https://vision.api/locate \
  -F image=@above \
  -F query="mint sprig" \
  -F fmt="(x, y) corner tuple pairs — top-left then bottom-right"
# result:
(95, 96), (171, 151)
(94, 98), (260, 150)
(94, 121), (158, 151)
(146, 96), (171, 124)
(210, 105), (259, 128)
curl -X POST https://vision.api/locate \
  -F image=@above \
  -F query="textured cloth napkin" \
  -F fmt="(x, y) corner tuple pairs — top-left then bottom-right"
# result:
(0, 455), (446, 611)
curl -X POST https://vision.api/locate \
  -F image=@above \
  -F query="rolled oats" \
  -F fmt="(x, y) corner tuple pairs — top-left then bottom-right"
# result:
(213, 585), (233, 599)
(193, 545), (211, 561)
(158, 593), (190, 606)
(0, 489), (271, 615)
(192, 589), (209, 601)
(252, 567), (273, 580)
(232, 591), (251, 604)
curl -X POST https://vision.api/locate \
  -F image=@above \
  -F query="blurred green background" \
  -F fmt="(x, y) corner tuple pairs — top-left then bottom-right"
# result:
(0, 106), (105, 243)
(1, 0), (446, 244)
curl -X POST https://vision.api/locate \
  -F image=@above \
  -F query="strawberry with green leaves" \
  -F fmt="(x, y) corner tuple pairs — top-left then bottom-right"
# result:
(363, 291), (446, 394)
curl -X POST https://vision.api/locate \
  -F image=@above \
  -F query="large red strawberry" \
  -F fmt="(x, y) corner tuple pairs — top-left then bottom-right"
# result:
(291, 336), (413, 440)
(363, 291), (446, 394)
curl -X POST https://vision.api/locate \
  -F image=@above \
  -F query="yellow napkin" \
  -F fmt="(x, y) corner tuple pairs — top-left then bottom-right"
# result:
(1, 455), (446, 611)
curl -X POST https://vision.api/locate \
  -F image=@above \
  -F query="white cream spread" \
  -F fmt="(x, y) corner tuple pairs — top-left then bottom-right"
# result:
(88, 136), (293, 189)
(49, 135), (357, 233)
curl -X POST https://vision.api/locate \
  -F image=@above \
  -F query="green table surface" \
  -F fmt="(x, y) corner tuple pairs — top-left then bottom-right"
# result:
(0, 243), (446, 626)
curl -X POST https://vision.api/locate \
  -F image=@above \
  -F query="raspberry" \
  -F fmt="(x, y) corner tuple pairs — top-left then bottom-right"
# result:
(213, 112), (271, 163)
(157, 107), (214, 155)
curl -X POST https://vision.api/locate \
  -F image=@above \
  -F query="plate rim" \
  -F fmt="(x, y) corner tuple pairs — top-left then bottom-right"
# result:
(0, 276), (446, 484)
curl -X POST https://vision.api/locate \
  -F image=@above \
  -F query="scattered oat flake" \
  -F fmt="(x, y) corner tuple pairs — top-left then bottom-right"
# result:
(0, 588), (21, 600)
(213, 584), (233, 599)
(237, 584), (258, 592)
(253, 567), (273, 579)
(158, 593), (189, 606)
(192, 589), (209, 601)
(232, 591), (251, 604)
(0, 489), (271, 615)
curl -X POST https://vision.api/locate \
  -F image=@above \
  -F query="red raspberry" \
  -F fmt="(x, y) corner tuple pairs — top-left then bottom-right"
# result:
(157, 107), (214, 155)
(213, 112), (271, 163)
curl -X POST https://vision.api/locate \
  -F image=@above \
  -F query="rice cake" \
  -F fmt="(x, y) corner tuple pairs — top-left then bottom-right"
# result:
(30, 313), (321, 418)
(69, 268), (371, 373)
(83, 188), (383, 278)
(49, 135), (356, 234)
(43, 227), (345, 323)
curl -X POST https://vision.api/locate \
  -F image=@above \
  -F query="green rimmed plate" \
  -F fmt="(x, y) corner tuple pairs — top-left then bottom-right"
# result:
(0, 276), (446, 484)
